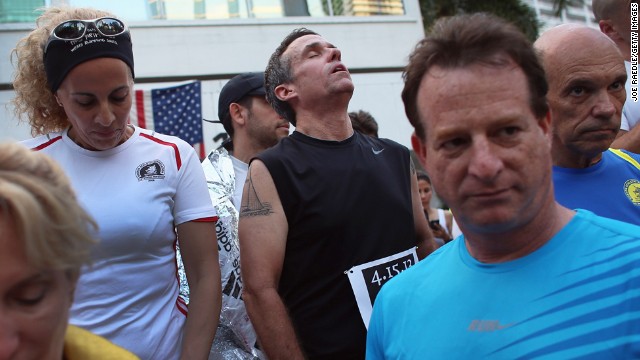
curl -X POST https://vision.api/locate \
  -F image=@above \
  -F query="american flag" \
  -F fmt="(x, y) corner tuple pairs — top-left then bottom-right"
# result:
(131, 81), (205, 159)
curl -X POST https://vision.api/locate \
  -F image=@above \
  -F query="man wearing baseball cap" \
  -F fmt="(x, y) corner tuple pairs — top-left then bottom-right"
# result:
(208, 72), (290, 208)
(199, 72), (289, 358)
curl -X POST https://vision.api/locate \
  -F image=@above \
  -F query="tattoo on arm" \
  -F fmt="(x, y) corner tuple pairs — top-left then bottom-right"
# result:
(410, 159), (416, 175)
(240, 170), (274, 217)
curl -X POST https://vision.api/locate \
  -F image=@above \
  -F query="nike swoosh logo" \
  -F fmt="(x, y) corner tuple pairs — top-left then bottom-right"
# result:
(372, 148), (385, 155)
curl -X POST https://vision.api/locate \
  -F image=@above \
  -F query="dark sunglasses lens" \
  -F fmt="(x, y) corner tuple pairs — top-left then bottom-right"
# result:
(96, 18), (125, 35)
(54, 21), (85, 39)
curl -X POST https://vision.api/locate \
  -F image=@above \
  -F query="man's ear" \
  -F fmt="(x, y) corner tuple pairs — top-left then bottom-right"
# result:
(229, 102), (247, 127)
(274, 83), (296, 102)
(539, 109), (552, 134)
(599, 20), (622, 42)
(411, 132), (428, 169)
(539, 109), (553, 149)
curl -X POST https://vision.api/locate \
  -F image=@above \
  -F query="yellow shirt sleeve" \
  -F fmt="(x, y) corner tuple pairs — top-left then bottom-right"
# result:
(64, 325), (140, 360)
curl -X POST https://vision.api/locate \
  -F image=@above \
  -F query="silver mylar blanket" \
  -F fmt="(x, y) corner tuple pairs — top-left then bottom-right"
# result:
(177, 147), (263, 359)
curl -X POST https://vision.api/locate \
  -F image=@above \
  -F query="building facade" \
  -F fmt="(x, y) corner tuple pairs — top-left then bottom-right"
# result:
(524, 0), (597, 31)
(1, 0), (602, 149)
(0, 0), (423, 149)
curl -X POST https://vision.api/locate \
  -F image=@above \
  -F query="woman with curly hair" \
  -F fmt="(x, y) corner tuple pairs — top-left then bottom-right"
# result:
(11, 7), (221, 360)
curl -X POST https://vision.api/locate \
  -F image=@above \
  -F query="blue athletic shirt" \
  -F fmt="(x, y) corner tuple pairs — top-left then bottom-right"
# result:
(553, 149), (640, 226)
(367, 210), (640, 359)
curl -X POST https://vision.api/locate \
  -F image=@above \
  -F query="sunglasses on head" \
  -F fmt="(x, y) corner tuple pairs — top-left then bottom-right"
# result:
(44, 17), (128, 53)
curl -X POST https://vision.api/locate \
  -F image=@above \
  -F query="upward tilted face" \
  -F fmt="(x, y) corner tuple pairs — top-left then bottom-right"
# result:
(412, 62), (553, 234)
(56, 57), (134, 151)
(280, 34), (354, 102)
(0, 216), (76, 360)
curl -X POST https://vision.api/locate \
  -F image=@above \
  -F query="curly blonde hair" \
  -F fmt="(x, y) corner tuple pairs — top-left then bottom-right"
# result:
(11, 7), (115, 136)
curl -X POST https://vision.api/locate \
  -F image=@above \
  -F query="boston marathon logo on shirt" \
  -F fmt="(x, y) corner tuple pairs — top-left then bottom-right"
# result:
(136, 160), (166, 181)
(624, 179), (640, 205)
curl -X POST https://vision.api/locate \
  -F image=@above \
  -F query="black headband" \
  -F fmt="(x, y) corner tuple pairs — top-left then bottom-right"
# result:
(43, 28), (134, 92)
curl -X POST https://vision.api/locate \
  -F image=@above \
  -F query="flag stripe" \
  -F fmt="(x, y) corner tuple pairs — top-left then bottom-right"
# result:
(135, 89), (146, 128)
(196, 143), (205, 159)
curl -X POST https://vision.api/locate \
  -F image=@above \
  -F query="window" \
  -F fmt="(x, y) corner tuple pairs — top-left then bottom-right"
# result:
(0, 0), (404, 23)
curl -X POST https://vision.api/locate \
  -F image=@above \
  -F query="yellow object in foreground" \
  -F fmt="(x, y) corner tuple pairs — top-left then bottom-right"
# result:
(64, 325), (140, 360)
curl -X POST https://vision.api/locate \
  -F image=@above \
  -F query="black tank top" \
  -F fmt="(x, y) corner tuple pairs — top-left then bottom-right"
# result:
(255, 130), (417, 359)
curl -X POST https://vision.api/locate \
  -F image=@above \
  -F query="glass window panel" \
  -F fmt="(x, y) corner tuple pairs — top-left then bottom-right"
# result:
(0, 0), (404, 23)
(47, 0), (149, 22)
(249, 0), (282, 18)
(307, 0), (327, 17)
(0, 0), (45, 22)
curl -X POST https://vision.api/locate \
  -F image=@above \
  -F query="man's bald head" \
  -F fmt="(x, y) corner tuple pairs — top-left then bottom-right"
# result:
(534, 24), (622, 66)
(535, 24), (627, 168)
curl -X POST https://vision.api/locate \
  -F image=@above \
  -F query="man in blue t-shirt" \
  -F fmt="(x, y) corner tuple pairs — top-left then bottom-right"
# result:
(367, 13), (640, 359)
(535, 24), (640, 226)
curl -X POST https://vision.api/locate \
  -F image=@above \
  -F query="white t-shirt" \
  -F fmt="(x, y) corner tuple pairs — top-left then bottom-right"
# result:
(621, 61), (640, 131)
(22, 126), (216, 359)
(230, 155), (249, 210)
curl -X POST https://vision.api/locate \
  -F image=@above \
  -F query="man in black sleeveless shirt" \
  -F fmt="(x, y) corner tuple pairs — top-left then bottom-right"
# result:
(238, 28), (437, 360)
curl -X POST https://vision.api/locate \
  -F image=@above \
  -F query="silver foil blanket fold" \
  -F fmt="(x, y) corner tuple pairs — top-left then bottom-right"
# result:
(177, 148), (263, 359)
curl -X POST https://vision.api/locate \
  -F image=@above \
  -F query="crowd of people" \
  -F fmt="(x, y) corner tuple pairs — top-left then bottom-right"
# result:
(2, 0), (640, 359)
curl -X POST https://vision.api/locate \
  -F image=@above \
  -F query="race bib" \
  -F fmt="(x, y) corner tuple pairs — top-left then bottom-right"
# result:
(346, 248), (418, 328)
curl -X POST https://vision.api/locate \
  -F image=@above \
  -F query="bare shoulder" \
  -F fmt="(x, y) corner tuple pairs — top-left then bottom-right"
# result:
(444, 209), (453, 221)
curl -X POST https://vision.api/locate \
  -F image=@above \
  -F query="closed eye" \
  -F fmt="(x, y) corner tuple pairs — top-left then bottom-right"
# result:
(16, 291), (46, 306)
(10, 277), (50, 307)
(77, 99), (95, 107)
(111, 88), (130, 103)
